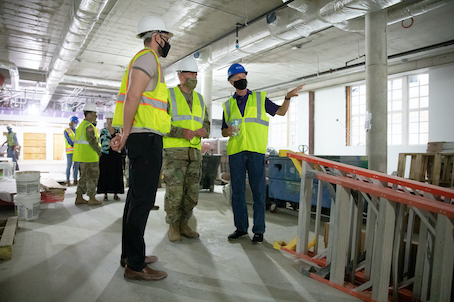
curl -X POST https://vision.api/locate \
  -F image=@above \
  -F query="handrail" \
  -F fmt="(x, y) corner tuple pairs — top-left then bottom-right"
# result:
(280, 151), (454, 301)
(287, 151), (454, 200)
(317, 173), (454, 217)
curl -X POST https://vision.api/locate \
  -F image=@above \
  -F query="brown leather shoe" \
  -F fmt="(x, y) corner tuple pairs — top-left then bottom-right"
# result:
(124, 265), (167, 281)
(73, 180), (78, 186)
(120, 255), (158, 267)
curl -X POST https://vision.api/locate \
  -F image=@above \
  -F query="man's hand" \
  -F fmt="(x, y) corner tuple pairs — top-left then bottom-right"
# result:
(195, 128), (207, 138)
(182, 129), (196, 141)
(111, 133), (127, 151)
(286, 83), (305, 99)
(227, 126), (238, 137)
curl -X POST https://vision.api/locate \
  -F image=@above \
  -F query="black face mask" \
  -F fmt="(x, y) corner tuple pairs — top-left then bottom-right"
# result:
(157, 36), (171, 58)
(233, 78), (247, 90)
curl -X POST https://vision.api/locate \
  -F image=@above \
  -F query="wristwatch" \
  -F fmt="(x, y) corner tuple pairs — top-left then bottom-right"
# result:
(285, 96), (291, 100)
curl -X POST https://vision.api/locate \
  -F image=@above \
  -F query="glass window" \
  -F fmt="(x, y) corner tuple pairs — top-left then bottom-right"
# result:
(350, 73), (429, 146)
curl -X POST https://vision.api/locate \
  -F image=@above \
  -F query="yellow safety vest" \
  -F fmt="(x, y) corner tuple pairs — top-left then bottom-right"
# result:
(223, 91), (269, 155)
(64, 128), (75, 154)
(6, 132), (16, 146)
(73, 120), (100, 163)
(163, 87), (205, 150)
(112, 48), (171, 134)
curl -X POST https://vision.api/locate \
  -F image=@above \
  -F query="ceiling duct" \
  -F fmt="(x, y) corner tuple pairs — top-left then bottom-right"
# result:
(166, 0), (404, 80)
(0, 61), (20, 100)
(40, 0), (109, 111)
(335, 0), (453, 32)
(61, 75), (121, 90)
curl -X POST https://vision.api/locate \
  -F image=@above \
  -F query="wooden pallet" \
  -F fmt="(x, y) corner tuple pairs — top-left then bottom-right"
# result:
(0, 216), (18, 260)
(397, 152), (454, 187)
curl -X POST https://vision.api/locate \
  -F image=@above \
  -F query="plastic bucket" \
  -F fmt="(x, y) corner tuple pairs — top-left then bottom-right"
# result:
(15, 171), (40, 195)
(0, 162), (14, 180)
(14, 193), (41, 221)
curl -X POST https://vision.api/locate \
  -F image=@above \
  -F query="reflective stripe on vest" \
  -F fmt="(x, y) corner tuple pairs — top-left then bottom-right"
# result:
(6, 132), (16, 146)
(223, 91), (269, 155)
(163, 87), (205, 150)
(73, 120), (99, 163)
(112, 48), (171, 134)
(65, 128), (75, 154)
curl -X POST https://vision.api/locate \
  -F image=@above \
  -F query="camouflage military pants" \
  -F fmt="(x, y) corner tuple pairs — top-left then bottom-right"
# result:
(76, 162), (100, 197)
(163, 148), (202, 224)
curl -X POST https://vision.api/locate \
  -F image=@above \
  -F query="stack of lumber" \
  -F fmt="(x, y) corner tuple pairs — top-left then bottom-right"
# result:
(397, 152), (453, 187)
(0, 217), (18, 260)
(40, 178), (66, 203)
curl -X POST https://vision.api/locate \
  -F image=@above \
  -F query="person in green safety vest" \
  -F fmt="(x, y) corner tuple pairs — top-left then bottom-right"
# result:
(64, 116), (80, 186)
(162, 56), (210, 243)
(1, 124), (20, 170)
(222, 63), (305, 244)
(110, 15), (172, 282)
(73, 103), (102, 206)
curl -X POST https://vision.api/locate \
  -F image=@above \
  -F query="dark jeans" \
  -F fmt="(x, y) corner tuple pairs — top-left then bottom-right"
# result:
(229, 151), (266, 234)
(121, 133), (163, 272)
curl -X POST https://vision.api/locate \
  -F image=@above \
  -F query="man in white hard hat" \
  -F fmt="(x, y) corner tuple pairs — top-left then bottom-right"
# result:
(162, 57), (210, 242)
(1, 124), (20, 170)
(73, 103), (102, 206)
(111, 15), (172, 281)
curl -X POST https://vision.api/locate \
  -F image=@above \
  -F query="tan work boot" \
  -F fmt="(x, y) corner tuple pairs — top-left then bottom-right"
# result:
(87, 196), (102, 205)
(168, 222), (182, 242)
(180, 219), (199, 239)
(75, 193), (88, 205)
(73, 180), (78, 186)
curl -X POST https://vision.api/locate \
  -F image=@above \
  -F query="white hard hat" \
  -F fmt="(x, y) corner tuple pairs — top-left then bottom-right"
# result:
(177, 57), (198, 73)
(83, 103), (98, 112)
(105, 111), (114, 119)
(6, 124), (12, 129)
(136, 16), (173, 39)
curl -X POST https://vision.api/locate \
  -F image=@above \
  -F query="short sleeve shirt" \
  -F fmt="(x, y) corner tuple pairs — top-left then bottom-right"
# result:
(131, 51), (159, 92)
(221, 89), (280, 129)
(130, 50), (160, 134)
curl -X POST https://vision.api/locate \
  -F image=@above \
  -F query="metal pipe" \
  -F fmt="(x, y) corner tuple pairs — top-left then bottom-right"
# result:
(40, 0), (109, 111)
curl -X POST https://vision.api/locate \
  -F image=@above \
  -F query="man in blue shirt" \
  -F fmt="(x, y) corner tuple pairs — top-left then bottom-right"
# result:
(222, 63), (304, 243)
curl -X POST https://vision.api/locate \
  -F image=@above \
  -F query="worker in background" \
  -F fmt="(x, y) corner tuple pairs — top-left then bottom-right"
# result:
(1, 124), (20, 170)
(222, 63), (305, 244)
(163, 57), (210, 242)
(73, 103), (102, 206)
(110, 15), (171, 281)
(64, 116), (80, 186)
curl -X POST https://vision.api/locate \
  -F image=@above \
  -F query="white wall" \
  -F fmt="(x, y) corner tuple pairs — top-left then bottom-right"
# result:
(291, 63), (454, 174)
(429, 64), (454, 142)
(313, 86), (366, 156)
(0, 110), (82, 161)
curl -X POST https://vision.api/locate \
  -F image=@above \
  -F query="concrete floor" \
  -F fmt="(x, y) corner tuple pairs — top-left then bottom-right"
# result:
(0, 161), (360, 302)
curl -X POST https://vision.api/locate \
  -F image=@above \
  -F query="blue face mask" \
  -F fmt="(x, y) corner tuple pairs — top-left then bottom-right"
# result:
(7, 128), (12, 133)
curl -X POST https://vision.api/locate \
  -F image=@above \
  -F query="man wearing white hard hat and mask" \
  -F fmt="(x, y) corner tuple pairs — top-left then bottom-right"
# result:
(111, 15), (172, 281)
(73, 103), (102, 206)
(163, 57), (210, 243)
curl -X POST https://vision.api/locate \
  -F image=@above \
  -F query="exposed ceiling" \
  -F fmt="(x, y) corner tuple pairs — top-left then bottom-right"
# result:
(0, 0), (453, 114)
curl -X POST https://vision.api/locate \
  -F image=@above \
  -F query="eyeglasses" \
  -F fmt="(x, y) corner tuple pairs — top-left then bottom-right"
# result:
(159, 34), (171, 43)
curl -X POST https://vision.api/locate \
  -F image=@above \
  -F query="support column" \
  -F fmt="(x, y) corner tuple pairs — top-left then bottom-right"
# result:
(365, 10), (388, 173)
(308, 91), (314, 155)
(201, 69), (213, 128)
